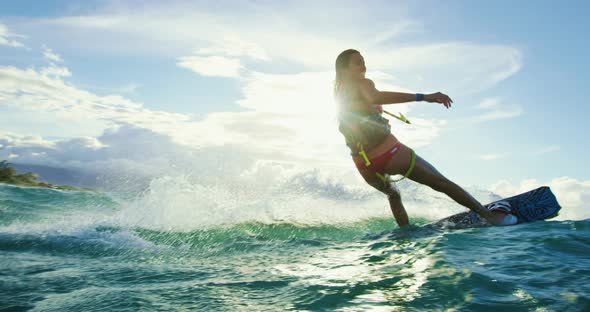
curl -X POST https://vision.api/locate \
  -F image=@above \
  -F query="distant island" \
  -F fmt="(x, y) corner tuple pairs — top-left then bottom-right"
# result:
(0, 160), (92, 191)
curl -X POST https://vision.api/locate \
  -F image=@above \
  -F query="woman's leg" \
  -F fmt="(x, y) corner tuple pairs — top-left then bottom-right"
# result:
(383, 146), (495, 223)
(359, 169), (409, 227)
(409, 155), (492, 219)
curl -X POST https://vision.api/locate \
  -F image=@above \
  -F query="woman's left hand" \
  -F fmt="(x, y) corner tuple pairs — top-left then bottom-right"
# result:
(425, 92), (453, 108)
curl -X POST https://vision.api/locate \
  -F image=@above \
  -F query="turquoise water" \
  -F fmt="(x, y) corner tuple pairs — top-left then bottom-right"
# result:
(1, 184), (589, 311)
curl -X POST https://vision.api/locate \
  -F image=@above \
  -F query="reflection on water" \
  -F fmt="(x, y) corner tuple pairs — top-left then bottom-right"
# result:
(272, 229), (477, 310)
(273, 245), (373, 287)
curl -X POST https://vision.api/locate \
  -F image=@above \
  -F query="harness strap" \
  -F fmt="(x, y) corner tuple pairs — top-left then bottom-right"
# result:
(358, 144), (417, 185)
(357, 142), (371, 167)
(388, 148), (416, 183)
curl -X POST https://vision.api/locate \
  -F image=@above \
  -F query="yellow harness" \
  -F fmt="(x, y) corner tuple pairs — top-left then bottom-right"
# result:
(357, 109), (417, 186)
(358, 142), (417, 185)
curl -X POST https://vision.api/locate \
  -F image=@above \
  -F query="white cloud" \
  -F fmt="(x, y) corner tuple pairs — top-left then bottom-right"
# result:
(371, 19), (422, 45)
(490, 177), (590, 221)
(365, 43), (522, 93)
(16, 3), (521, 93)
(42, 46), (63, 62)
(166, 71), (349, 160)
(0, 60), (445, 186)
(477, 98), (500, 109)
(75, 82), (141, 95)
(0, 61), (344, 169)
(0, 65), (188, 138)
(0, 23), (25, 48)
(0, 126), (190, 168)
(151, 68), (447, 180)
(176, 55), (242, 78)
(0, 125), (348, 194)
(468, 97), (523, 123)
(0, 132), (54, 149)
(479, 154), (506, 161)
(1, 5), (523, 162)
(0, 61), (344, 164)
(473, 107), (523, 122)
(177, 35), (270, 78)
(194, 36), (270, 61)
(40, 65), (71, 77)
(0, 55), (447, 176)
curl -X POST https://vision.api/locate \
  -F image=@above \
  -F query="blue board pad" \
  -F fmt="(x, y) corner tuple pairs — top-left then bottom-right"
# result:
(435, 186), (561, 228)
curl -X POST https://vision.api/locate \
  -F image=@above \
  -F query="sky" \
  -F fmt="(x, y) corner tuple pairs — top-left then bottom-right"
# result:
(0, 0), (589, 217)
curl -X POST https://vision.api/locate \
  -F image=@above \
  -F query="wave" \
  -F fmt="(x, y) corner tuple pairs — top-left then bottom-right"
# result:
(112, 175), (501, 231)
(1, 175), (587, 238)
(2, 213), (587, 260)
(0, 217), (428, 259)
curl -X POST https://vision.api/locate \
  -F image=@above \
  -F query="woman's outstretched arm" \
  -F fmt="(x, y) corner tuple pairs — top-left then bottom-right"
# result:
(358, 78), (453, 108)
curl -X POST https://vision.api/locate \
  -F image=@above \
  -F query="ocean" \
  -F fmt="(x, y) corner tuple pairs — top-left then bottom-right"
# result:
(1, 182), (588, 311)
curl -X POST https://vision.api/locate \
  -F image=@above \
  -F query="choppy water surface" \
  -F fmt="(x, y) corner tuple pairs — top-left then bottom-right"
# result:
(1, 184), (588, 311)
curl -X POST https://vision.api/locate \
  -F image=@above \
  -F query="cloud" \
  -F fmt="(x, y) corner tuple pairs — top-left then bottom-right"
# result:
(0, 125), (217, 173)
(0, 61), (439, 191)
(490, 177), (590, 221)
(366, 43), (522, 93)
(164, 70), (348, 160)
(182, 70), (446, 159)
(0, 64), (189, 137)
(0, 132), (54, 149)
(0, 125), (352, 196)
(479, 154), (506, 161)
(42, 45), (63, 62)
(15, 2), (521, 93)
(0, 23), (25, 48)
(0, 54), (447, 176)
(0, 59), (345, 163)
(0, 132), (107, 165)
(0, 61), (347, 175)
(194, 36), (270, 61)
(477, 98), (500, 109)
(473, 107), (523, 122)
(177, 35), (270, 78)
(1, 4), (523, 163)
(177, 55), (242, 78)
(371, 19), (423, 45)
(40, 65), (71, 77)
(468, 97), (523, 123)
(78, 82), (141, 94)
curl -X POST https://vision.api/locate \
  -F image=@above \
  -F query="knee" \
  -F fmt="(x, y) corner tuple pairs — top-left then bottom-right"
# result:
(370, 180), (400, 199)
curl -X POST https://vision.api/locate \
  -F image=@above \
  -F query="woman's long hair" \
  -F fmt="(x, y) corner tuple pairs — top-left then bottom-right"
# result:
(334, 49), (360, 96)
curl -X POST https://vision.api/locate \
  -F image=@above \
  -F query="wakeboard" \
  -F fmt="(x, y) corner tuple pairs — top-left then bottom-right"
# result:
(434, 186), (561, 228)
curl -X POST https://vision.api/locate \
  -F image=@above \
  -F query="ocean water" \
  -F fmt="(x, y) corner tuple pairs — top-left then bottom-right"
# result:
(1, 182), (589, 311)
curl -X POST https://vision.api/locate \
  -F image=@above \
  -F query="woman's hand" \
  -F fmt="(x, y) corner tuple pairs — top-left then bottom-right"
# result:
(425, 92), (453, 108)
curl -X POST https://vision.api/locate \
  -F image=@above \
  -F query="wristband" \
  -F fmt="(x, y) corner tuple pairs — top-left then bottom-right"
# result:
(416, 93), (424, 101)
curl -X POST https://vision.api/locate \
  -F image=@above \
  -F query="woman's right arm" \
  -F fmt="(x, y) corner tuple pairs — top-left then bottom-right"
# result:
(358, 79), (453, 108)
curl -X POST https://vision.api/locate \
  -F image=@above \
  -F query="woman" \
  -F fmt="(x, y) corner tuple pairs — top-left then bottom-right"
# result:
(334, 49), (516, 227)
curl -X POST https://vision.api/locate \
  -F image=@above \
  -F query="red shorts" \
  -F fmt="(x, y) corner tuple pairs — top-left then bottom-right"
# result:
(353, 142), (401, 174)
